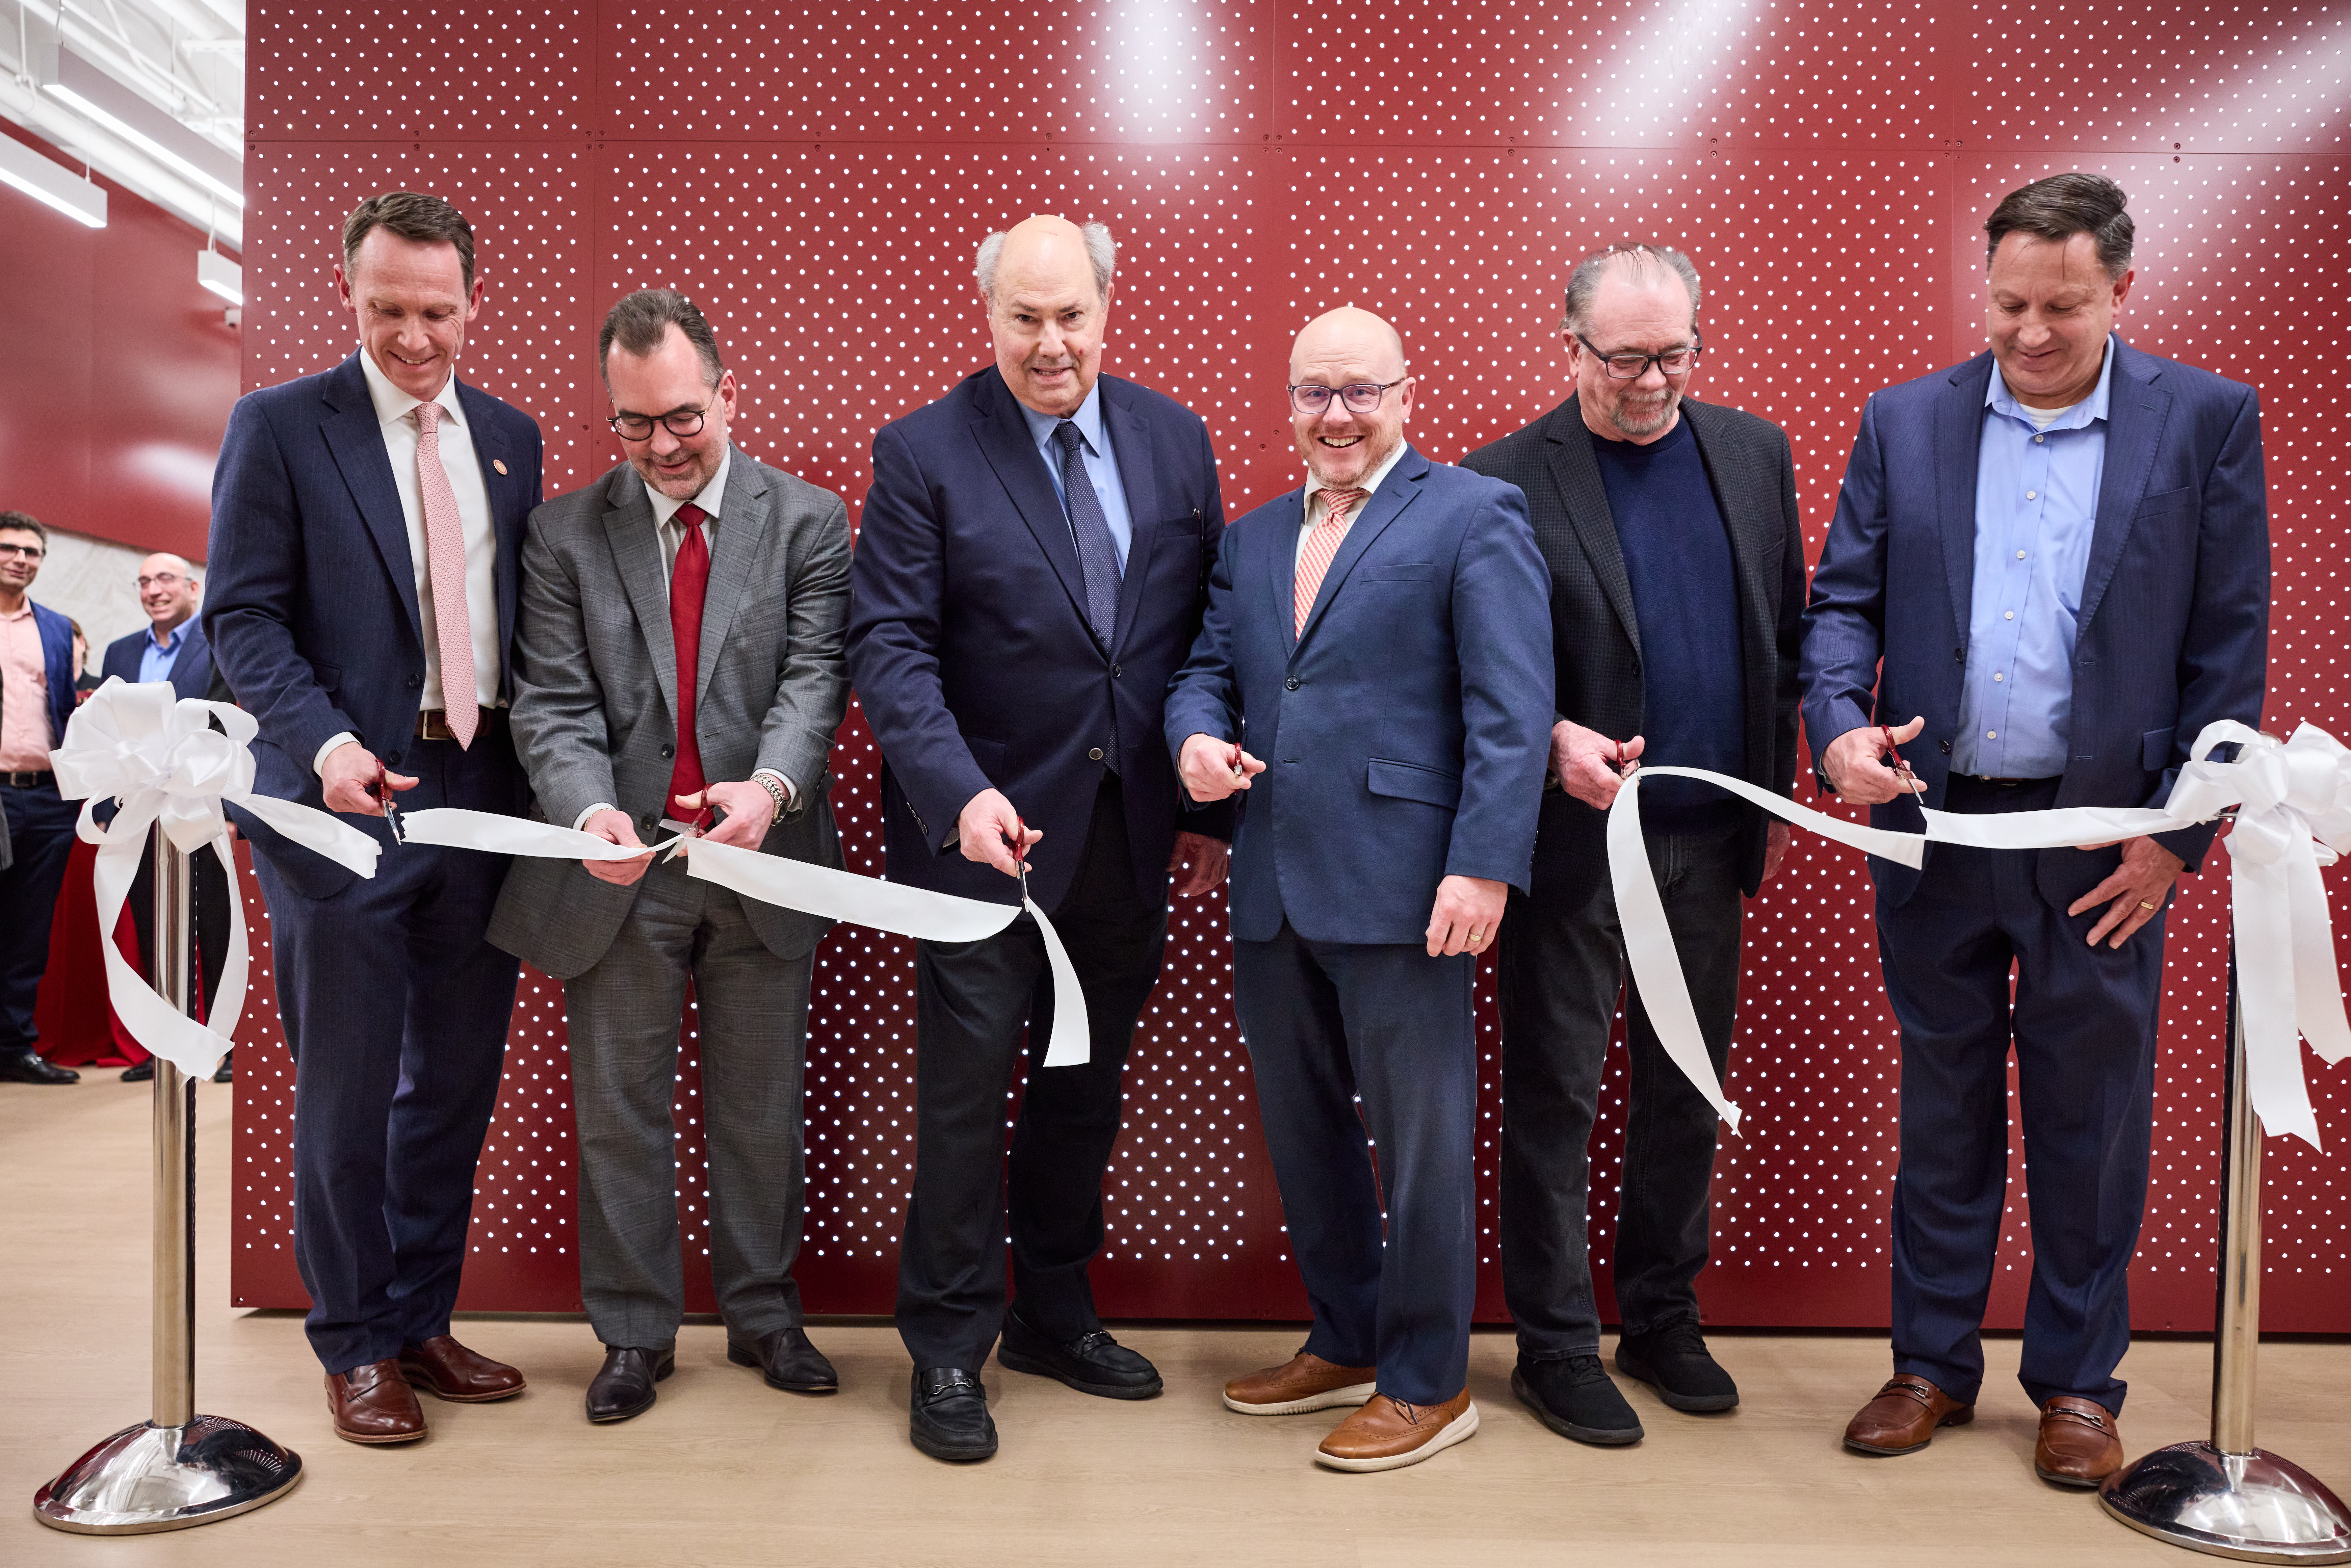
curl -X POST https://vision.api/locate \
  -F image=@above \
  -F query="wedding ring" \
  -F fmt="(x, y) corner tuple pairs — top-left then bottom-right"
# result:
(2138, 900), (2156, 910)
(1468, 928), (1486, 945)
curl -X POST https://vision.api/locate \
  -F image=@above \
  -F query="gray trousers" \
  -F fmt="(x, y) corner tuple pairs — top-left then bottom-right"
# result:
(564, 856), (813, 1348)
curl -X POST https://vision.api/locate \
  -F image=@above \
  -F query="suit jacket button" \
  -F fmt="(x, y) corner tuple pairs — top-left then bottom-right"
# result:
(660, 743), (675, 759)
(1939, 740), (1952, 755)
(407, 674), (422, 689)
(1285, 676), (1300, 691)
(385, 751), (402, 766)
(1112, 664), (1123, 679)
(1954, 646), (1965, 662)
(1089, 747), (1105, 761)
(642, 815), (658, 832)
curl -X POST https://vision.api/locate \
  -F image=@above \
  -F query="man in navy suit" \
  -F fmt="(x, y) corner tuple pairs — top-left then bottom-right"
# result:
(848, 215), (1231, 1463)
(0, 511), (82, 1084)
(1803, 174), (2268, 1487)
(100, 552), (234, 1084)
(206, 191), (542, 1445)
(1167, 307), (1553, 1473)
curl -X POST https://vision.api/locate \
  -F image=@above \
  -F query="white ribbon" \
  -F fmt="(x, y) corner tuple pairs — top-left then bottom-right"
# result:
(1608, 721), (2351, 1148)
(48, 679), (382, 1078)
(395, 807), (1093, 1067)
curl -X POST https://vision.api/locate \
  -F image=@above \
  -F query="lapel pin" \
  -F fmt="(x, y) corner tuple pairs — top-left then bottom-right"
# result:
(492, 458), (509, 475)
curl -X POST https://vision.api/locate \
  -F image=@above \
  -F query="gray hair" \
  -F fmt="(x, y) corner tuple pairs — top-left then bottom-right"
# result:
(598, 288), (724, 387)
(975, 221), (1117, 305)
(1558, 243), (1703, 337)
(1984, 173), (2135, 279)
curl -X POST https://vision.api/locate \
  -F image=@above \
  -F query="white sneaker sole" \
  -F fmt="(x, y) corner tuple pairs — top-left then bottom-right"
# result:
(1223, 1381), (1378, 1416)
(1313, 1401), (1480, 1472)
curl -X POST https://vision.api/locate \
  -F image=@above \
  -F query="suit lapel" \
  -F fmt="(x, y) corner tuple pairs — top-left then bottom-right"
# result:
(1681, 402), (1773, 742)
(1543, 404), (1642, 655)
(698, 449), (765, 697)
(174, 622), (213, 702)
(1269, 486), (1309, 651)
(1294, 447), (1429, 653)
(970, 375), (1094, 637)
(455, 380), (526, 689)
(2075, 342), (2168, 636)
(1934, 355), (1995, 646)
(1104, 381), (1160, 655)
(318, 356), (424, 650)
(602, 474), (678, 722)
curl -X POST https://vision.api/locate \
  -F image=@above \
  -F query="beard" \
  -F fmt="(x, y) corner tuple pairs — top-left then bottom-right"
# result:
(1606, 387), (1680, 439)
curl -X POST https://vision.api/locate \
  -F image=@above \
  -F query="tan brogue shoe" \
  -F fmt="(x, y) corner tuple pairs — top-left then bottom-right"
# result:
(1843, 1375), (1974, 1456)
(1314, 1390), (1478, 1472)
(327, 1358), (427, 1444)
(398, 1334), (527, 1402)
(1223, 1351), (1377, 1416)
(2035, 1396), (2123, 1487)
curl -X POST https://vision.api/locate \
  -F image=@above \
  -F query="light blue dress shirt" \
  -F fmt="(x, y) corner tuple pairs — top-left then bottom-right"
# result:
(1019, 382), (1134, 573)
(1951, 338), (2117, 778)
(138, 622), (187, 685)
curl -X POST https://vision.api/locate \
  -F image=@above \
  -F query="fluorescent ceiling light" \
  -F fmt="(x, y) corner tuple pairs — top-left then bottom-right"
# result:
(197, 249), (242, 305)
(0, 134), (107, 227)
(42, 47), (241, 210)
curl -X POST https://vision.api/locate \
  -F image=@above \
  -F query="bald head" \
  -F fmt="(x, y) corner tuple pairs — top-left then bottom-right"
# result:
(136, 551), (200, 634)
(1288, 307), (1415, 490)
(978, 215), (1119, 418)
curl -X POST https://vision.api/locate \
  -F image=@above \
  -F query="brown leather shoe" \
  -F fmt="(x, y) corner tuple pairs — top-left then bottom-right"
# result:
(1843, 1375), (1974, 1456)
(326, 1359), (427, 1444)
(1315, 1390), (1478, 1472)
(1223, 1351), (1377, 1416)
(2035, 1395), (2123, 1487)
(398, 1334), (527, 1402)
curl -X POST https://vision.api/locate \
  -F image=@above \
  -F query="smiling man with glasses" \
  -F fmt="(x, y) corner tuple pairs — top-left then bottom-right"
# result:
(1461, 243), (1807, 1446)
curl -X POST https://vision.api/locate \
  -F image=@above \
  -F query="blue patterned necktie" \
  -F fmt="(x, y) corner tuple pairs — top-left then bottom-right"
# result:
(1054, 420), (1123, 648)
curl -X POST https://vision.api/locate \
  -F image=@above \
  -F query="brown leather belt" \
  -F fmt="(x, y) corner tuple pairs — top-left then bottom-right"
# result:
(415, 707), (507, 741)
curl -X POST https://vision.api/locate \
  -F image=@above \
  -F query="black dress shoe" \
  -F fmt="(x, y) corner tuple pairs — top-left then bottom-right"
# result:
(0, 1050), (79, 1084)
(1615, 1319), (1740, 1413)
(1512, 1354), (1644, 1446)
(212, 1050), (234, 1084)
(585, 1342), (674, 1424)
(997, 1308), (1163, 1400)
(121, 1059), (155, 1083)
(727, 1325), (837, 1393)
(910, 1368), (996, 1462)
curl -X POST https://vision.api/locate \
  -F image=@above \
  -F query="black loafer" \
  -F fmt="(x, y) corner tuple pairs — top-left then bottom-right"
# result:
(910, 1367), (997, 1462)
(727, 1325), (838, 1393)
(997, 1308), (1163, 1400)
(1615, 1319), (1740, 1413)
(211, 1050), (235, 1084)
(0, 1050), (79, 1084)
(121, 1059), (156, 1083)
(1512, 1355), (1644, 1446)
(585, 1342), (675, 1424)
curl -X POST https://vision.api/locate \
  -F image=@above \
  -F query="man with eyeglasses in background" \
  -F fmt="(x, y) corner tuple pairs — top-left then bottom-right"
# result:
(100, 553), (235, 1084)
(0, 511), (83, 1084)
(493, 287), (851, 1427)
(1460, 244), (1805, 1446)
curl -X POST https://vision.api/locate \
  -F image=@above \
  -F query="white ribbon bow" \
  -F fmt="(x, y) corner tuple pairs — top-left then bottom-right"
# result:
(395, 808), (1092, 1066)
(48, 679), (382, 1078)
(1609, 720), (2351, 1148)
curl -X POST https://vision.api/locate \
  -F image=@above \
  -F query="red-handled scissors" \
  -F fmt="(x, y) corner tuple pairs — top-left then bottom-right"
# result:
(1881, 725), (1922, 793)
(373, 761), (403, 839)
(1009, 816), (1031, 906)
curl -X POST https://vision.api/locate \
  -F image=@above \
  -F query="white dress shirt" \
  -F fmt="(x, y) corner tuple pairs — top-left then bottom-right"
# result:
(1295, 441), (1410, 568)
(314, 348), (503, 775)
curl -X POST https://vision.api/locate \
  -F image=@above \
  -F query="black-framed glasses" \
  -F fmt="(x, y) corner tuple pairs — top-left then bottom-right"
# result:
(1574, 332), (1703, 381)
(0, 542), (44, 561)
(1287, 377), (1408, 416)
(608, 407), (709, 440)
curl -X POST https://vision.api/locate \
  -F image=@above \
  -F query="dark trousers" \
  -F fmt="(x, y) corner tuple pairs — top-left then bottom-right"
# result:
(896, 778), (1167, 1373)
(1231, 925), (1478, 1407)
(1497, 818), (1744, 1359)
(1877, 774), (2165, 1413)
(0, 779), (79, 1055)
(250, 734), (521, 1374)
(127, 836), (234, 1023)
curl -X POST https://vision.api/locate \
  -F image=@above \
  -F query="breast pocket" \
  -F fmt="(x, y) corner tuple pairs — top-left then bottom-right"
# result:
(1359, 561), (1436, 583)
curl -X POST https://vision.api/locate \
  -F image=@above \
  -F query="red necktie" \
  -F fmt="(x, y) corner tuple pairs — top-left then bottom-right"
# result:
(667, 502), (710, 812)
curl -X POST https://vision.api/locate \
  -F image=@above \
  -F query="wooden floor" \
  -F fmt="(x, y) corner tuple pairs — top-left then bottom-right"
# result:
(5, 1077), (2346, 1567)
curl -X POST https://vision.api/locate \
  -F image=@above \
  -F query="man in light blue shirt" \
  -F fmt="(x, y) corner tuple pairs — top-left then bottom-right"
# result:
(100, 553), (214, 702)
(1019, 385), (1134, 576)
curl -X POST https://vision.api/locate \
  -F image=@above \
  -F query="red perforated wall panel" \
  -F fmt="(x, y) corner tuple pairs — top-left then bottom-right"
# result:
(233, 0), (2351, 1332)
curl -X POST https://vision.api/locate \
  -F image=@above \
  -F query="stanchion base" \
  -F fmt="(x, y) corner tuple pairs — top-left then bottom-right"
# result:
(2102, 1441), (2351, 1563)
(32, 1415), (302, 1535)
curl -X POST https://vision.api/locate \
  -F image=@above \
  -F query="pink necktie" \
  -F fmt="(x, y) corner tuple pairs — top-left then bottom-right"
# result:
(1294, 486), (1369, 636)
(413, 401), (478, 748)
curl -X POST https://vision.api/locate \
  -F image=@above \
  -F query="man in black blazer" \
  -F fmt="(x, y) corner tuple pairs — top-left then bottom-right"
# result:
(1462, 244), (1804, 1446)
(99, 553), (233, 1083)
(847, 215), (1230, 1463)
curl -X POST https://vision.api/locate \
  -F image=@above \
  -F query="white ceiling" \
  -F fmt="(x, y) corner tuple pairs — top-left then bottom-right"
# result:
(0, 0), (243, 247)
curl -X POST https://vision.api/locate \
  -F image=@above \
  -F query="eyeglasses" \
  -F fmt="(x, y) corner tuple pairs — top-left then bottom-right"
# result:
(608, 407), (709, 441)
(1574, 333), (1702, 381)
(136, 573), (187, 590)
(0, 542), (44, 561)
(1287, 377), (1408, 416)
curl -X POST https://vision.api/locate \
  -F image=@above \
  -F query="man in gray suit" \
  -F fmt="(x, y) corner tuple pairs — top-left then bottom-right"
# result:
(493, 289), (852, 1424)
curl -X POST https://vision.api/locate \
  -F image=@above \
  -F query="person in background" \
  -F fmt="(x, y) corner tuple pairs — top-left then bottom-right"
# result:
(69, 621), (99, 696)
(0, 511), (82, 1084)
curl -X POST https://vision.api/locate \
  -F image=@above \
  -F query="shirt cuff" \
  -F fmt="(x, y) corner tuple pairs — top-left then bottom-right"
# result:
(574, 802), (618, 831)
(313, 732), (359, 779)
